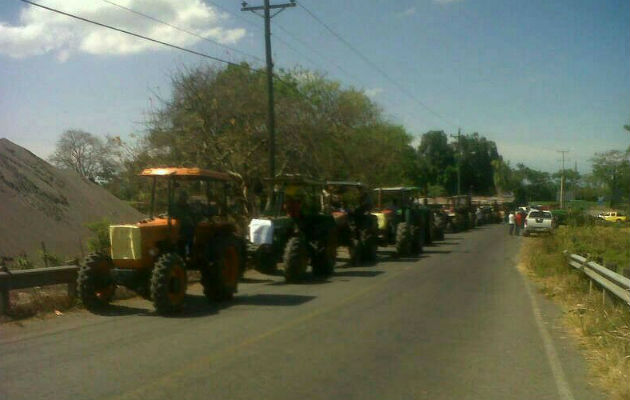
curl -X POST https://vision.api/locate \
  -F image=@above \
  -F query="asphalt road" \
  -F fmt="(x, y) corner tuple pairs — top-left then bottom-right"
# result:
(0, 225), (604, 400)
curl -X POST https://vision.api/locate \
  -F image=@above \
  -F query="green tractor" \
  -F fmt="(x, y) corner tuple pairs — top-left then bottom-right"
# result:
(325, 181), (379, 265)
(371, 187), (425, 257)
(248, 175), (338, 282)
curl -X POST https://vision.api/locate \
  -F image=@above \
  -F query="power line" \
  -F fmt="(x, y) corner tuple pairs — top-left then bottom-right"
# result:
(99, 0), (264, 64)
(298, 2), (456, 128)
(14, 0), (364, 127)
(18, 0), (248, 68)
(207, 0), (328, 73)
(16, 0), (315, 103)
(273, 22), (359, 83)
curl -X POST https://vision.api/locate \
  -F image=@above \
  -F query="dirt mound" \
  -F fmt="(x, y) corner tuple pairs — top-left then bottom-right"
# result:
(0, 138), (143, 263)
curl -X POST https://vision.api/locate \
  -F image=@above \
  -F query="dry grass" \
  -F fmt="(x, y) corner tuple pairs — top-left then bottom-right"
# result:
(520, 226), (630, 400)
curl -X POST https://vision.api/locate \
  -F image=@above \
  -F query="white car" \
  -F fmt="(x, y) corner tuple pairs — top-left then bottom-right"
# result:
(523, 209), (554, 236)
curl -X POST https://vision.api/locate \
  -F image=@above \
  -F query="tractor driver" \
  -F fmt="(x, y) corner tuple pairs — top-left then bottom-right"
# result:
(172, 190), (195, 256)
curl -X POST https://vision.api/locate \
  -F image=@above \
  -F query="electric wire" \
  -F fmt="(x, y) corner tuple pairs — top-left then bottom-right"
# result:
(19, 0), (249, 68)
(299, 2), (456, 128)
(99, 0), (264, 64)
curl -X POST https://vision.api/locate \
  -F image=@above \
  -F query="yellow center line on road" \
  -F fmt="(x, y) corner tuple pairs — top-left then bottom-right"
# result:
(107, 265), (412, 400)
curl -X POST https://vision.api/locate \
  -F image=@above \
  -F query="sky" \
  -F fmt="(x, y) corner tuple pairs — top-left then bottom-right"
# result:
(1, 0), (628, 173)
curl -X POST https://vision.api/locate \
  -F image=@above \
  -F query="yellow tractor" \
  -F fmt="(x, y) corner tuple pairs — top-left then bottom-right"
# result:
(78, 168), (245, 314)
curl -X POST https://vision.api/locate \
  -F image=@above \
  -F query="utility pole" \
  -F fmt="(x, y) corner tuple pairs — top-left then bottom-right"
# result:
(557, 150), (569, 208)
(450, 129), (462, 196)
(241, 0), (296, 179)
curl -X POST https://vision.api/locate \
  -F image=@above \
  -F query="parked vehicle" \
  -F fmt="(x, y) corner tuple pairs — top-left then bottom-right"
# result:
(444, 195), (473, 232)
(248, 174), (338, 282)
(597, 211), (627, 223)
(371, 187), (425, 256)
(78, 167), (246, 314)
(523, 209), (554, 236)
(325, 181), (378, 265)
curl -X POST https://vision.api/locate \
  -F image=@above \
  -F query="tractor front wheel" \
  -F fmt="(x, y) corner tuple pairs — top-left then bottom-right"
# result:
(312, 228), (338, 278)
(396, 223), (412, 257)
(411, 225), (424, 255)
(360, 229), (378, 263)
(284, 236), (308, 283)
(78, 253), (115, 311)
(151, 253), (188, 314)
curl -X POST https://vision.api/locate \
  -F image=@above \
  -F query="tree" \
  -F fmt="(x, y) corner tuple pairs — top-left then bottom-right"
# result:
(144, 64), (418, 216)
(590, 150), (630, 207)
(49, 130), (117, 182)
(417, 131), (455, 193)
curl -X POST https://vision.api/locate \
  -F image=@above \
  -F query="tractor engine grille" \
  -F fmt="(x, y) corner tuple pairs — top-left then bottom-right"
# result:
(109, 225), (142, 260)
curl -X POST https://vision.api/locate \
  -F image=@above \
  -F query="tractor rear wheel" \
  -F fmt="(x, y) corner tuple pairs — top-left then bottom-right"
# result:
(360, 229), (378, 263)
(395, 223), (412, 257)
(150, 253), (187, 314)
(254, 244), (277, 274)
(203, 238), (241, 302)
(284, 236), (308, 283)
(78, 253), (115, 311)
(348, 238), (361, 266)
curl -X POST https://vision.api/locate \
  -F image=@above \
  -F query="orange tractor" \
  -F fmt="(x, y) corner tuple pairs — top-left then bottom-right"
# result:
(77, 168), (245, 314)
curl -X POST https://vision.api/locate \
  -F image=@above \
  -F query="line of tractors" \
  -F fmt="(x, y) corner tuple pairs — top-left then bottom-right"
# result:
(78, 167), (500, 315)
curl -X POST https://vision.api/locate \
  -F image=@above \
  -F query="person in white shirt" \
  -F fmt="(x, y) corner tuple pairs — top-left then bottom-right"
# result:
(508, 211), (515, 235)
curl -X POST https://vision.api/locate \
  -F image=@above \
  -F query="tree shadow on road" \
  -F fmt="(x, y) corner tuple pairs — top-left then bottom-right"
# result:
(89, 304), (151, 317)
(236, 293), (316, 306)
(422, 249), (453, 255)
(333, 270), (384, 278)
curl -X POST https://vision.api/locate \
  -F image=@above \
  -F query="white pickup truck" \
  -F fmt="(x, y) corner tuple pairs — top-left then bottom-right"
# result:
(523, 209), (554, 236)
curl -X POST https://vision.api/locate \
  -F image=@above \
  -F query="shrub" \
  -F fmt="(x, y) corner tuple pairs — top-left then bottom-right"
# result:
(86, 218), (111, 254)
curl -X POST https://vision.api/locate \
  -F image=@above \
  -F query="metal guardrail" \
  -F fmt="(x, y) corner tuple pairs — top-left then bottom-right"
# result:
(0, 265), (79, 315)
(564, 251), (630, 306)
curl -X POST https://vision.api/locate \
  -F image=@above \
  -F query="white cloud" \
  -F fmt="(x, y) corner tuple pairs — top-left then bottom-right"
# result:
(0, 0), (246, 60)
(364, 88), (384, 98)
(396, 7), (416, 17)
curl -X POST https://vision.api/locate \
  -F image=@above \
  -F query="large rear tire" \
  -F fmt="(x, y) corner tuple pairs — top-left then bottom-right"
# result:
(348, 238), (361, 266)
(360, 229), (378, 263)
(395, 223), (412, 257)
(78, 253), (115, 311)
(254, 244), (277, 274)
(151, 253), (187, 314)
(284, 236), (308, 283)
(203, 238), (241, 302)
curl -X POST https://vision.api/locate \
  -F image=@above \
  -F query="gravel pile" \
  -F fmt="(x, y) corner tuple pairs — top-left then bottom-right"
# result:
(0, 138), (143, 263)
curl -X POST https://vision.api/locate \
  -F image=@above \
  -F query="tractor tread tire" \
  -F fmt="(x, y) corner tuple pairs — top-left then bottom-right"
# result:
(151, 253), (187, 314)
(77, 253), (114, 311)
(254, 244), (277, 274)
(312, 227), (337, 278)
(284, 236), (308, 283)
(203, 237), (241, 302)
(360, 229), (378, 263)
(396, 223), (412, 257)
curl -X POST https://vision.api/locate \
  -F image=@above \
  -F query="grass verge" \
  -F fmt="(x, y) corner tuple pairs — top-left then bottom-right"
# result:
(520, 225), (630, 400)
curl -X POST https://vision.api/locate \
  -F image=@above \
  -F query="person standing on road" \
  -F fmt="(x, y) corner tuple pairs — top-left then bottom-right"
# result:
(514, 211), (522, 236)
(508, 211), (515, 235)
(508, 211), (514, 235)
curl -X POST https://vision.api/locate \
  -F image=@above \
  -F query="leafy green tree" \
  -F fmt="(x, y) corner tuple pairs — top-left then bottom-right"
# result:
(143, 64), (417, 216)
(590, 150), (630, 206)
